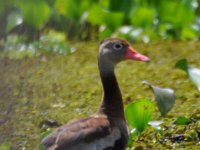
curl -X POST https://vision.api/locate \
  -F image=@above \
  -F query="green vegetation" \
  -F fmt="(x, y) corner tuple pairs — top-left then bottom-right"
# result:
(1, 0), (200, 44)
(125, 99), (154, 132)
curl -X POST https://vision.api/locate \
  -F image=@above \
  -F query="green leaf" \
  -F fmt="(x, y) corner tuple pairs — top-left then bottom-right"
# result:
(104, 12), (123, 30)
(175, 58), (188, 73)
(148, 120), (164, 135)
(143, 81), (175, 116)
(125, 99), (154, 132)
(173, 116), (191, 125)
(158, 1), (195, 28)
(130, 6), (156, 28)
(54, 0), (80, 20)
(181, 27), (198, 40)
(87, 5), (104, 25)
(99, 26), (112, 39)
(109, 0), (133, 16)
(87, 4), (123, 30)
(16, 0), (51, 29)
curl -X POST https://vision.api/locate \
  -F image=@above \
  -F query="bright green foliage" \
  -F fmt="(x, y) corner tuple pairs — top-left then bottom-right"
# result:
(87, 4), (124, 30)
(99, 27), (112, 39)
(130, 6), (156, 28)
(125, 99), (154, 132)
(54, 0), (80, 20)
(1, 0), (200, 42)
(158, 1), (195, 28)
(157, 0), (197, 40)
(15, 0), (51, 29)
(181, 27), (197, 40)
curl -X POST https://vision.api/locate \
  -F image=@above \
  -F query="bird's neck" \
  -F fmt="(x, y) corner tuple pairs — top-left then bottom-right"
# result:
(98, 59), (125, 120)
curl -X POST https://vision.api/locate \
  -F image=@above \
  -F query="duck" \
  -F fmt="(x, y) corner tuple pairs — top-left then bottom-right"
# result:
(42, 38), (150, 150)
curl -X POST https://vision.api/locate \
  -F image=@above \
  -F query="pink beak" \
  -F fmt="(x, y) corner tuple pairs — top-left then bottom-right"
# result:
(125, 46), (150, 62)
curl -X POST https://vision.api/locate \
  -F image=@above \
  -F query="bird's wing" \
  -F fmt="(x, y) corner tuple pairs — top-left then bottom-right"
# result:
(42, 115), (114, 150)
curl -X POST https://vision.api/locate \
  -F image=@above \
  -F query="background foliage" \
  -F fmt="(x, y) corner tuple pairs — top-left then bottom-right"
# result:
(0, 0), (200, 44)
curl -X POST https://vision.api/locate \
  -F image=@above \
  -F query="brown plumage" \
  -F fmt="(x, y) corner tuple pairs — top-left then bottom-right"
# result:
(42, 38), (150, 150)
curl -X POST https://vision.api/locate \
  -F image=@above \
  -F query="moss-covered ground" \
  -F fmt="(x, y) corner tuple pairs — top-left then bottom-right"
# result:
(0, 41), (200, 149)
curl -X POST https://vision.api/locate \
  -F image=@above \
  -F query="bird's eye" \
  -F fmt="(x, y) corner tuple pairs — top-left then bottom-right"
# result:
(113, 43), (123, 50)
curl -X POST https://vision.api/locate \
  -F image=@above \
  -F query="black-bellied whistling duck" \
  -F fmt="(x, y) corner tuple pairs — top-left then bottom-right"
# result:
(42, 38), (150, 150)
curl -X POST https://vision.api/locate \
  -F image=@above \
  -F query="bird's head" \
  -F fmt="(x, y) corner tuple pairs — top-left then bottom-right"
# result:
(99, 38), (150, 65)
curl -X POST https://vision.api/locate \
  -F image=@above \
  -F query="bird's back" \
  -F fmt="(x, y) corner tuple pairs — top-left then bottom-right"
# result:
(42, 114), (129, 150)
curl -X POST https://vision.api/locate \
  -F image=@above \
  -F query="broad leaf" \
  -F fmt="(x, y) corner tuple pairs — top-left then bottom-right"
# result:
(158, 1), (195, 28)
(125, 99), (154, 132)
(143, 81), (175, 116)
(130, 6), (156, 28)
(173, 116), (191, 125)
(99, 26), (112, 39)
(87, 4), (123, 30)
(54, 0), (80, 19)
(175, 58), (188, 73)
(16, 0), (51, 29)
(181, 27), (197, 40)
